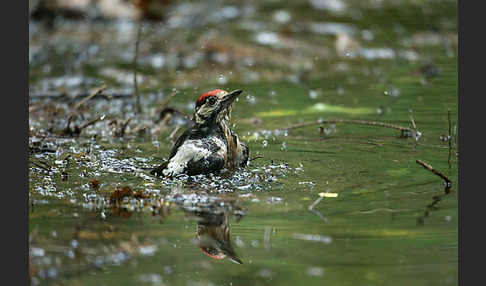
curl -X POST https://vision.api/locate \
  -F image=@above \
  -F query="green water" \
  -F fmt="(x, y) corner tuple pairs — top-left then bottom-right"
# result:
(29, 1), (457, 285)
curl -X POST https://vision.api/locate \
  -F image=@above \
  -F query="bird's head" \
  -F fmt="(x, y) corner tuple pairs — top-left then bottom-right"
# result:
(194, 89), (242, 126)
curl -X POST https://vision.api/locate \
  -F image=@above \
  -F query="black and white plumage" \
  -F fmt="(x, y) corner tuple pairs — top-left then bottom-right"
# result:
(150, 89), (249, 178)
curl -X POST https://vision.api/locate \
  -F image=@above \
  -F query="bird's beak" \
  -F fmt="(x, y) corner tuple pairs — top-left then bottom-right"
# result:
(221, 89), (242, 109)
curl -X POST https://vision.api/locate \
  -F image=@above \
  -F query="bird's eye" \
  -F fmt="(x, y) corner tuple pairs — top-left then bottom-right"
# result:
(207, 96), (217, 105)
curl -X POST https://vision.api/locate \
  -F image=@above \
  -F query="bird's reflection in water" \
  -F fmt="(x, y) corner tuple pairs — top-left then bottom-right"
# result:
(108, 186), (245, 264)
(186, 200), (245, 264)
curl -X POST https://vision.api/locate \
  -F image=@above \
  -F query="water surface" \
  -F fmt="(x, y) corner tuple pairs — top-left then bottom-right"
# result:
(29, 1), (457, 285)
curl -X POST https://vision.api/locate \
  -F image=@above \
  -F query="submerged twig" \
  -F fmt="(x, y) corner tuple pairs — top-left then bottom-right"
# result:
(308, 189), (338, 210)
(308, 196), (324, 210)
(416, 159), (452, 192)
(447, 109), (453, 169)
(415, 159), (454, 225)
(417, 194), (443, 225)
(447, 109), (452, 140)
(283, 118), (419, 138)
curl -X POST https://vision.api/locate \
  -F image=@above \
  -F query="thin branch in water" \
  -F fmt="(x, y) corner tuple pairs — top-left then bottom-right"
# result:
(109, 117), (133, 138)
(79, 115), (104, 130)
(65, 114), (75, 134)
(309, 208), (329, 222)
(159, 89), (178, 110)
(29, 225), (39, 244)
(121, 117), (133, 137)
(410, 115), (417, 132)
(308, 195), (324, 210)
(409, 115), (419, 148)
(249, 156), (262, 162)
(447, 109), (453, 169)
(72, 85), (107, 111)
(416, 159), (452, 193)
(169, 126), (180, 140)
(29, 160), (50, 171)
(417, 195), (443, 225)
(38, 160), (53, 169)
(283, 118), (420, 138)
(308, 189), (338, 210)
(133, 21), (143, 114)
(447, 109), (452, 139)
(65, 115), (105, 136)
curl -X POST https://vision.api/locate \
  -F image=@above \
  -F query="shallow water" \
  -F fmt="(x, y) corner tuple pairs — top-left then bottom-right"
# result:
(29, 1), (457, 285)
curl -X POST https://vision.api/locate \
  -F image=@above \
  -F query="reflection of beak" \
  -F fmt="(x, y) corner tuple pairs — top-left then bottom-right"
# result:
(227, 253), (243, 265)
(221, 89), (242, 109)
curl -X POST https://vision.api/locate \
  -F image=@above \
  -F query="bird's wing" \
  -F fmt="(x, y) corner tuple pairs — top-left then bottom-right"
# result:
(168, 124), (202, 159)
(150, 124), (202, 176)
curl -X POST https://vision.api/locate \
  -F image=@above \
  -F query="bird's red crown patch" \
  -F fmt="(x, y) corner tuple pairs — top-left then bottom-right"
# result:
(198, 89), (225, 102)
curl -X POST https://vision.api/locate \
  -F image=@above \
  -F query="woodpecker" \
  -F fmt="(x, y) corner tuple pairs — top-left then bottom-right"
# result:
(150, 89), (249, 178)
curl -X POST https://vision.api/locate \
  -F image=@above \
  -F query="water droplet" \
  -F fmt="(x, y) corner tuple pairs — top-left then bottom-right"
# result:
(70, 239), (79, 248)
(246, 94), (257, 105)
(309, 90), (318, 99)
(218, 74), (228, 85)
